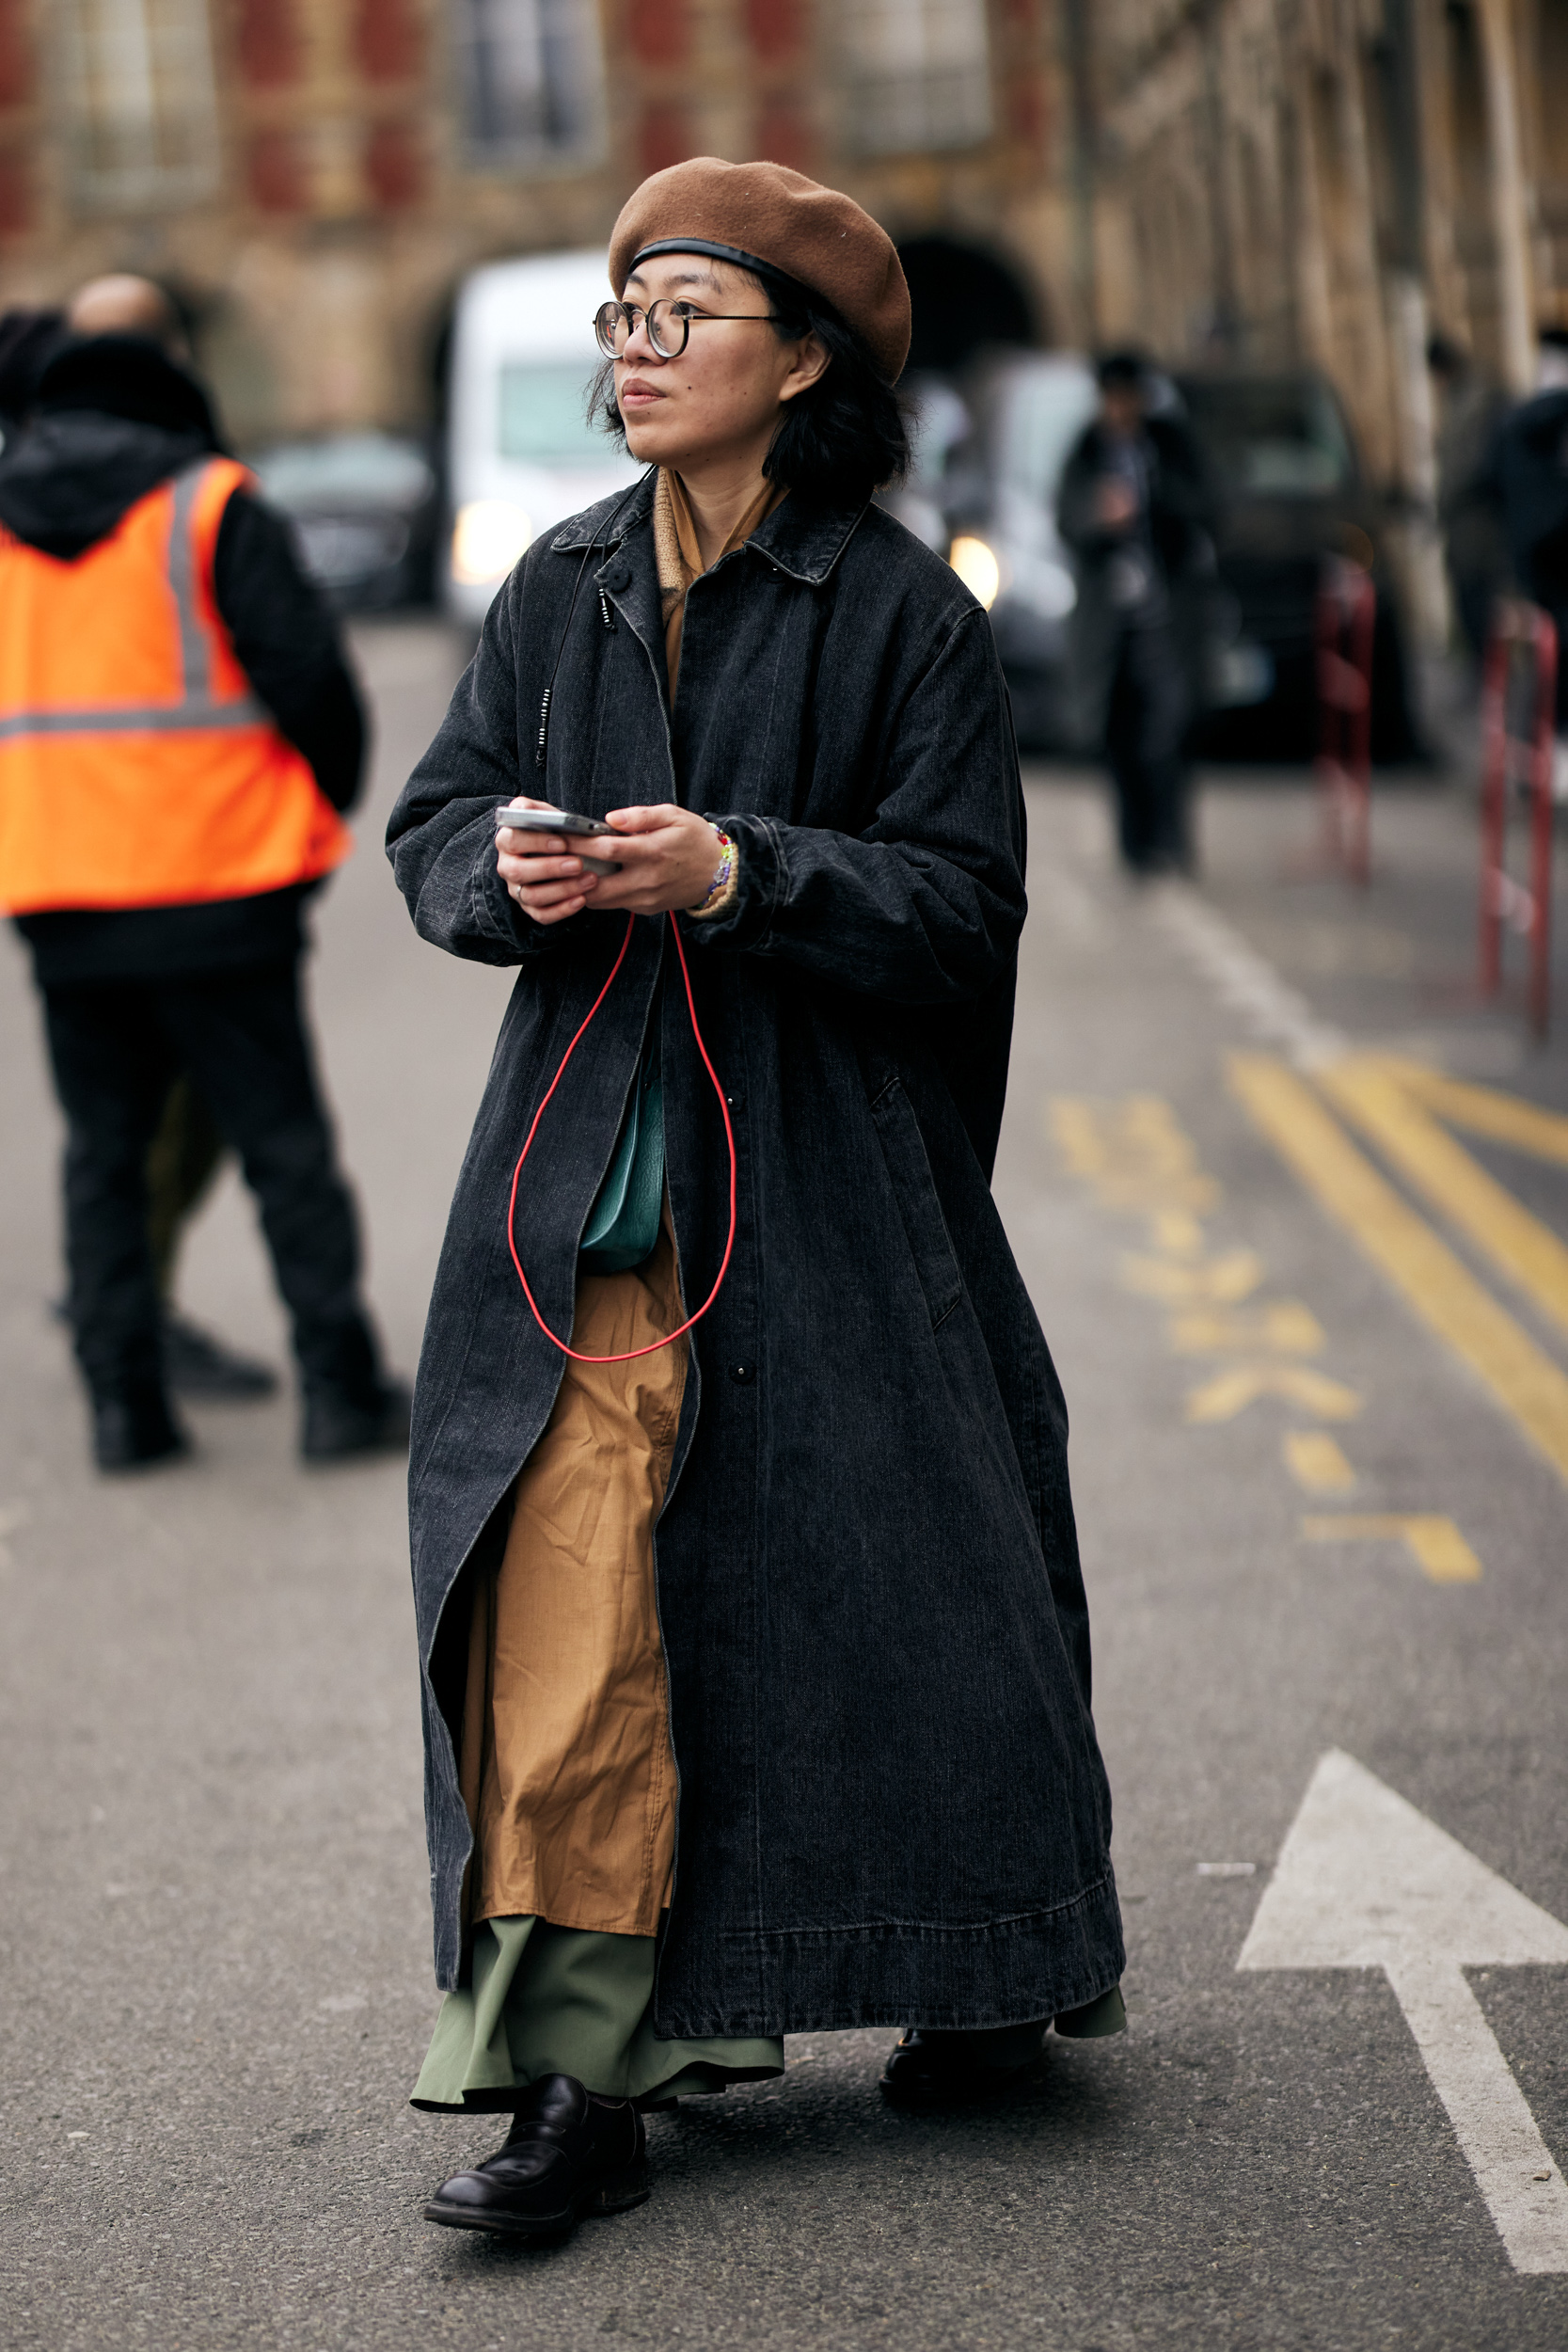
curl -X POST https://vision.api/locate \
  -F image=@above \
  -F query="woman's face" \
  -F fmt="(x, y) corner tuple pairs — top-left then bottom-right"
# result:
(612, 252), (828, 475)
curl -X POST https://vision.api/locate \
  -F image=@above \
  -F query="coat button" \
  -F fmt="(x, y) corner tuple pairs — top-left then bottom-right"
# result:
(729, 1362), (755, 1385)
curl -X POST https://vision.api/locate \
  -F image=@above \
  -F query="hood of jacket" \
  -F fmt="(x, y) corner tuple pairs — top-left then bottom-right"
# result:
(0, 334), (221, 560)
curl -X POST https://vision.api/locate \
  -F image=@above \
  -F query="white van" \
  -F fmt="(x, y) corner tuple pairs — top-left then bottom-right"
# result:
(444, 249), (642, 628)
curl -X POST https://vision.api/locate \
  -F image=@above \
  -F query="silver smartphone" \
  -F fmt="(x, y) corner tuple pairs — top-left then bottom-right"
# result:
(495, 803), (622, 874)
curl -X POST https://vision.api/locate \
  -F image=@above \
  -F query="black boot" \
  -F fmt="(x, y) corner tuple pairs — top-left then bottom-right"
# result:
(298, 1315), (410, 1463)
(423, 2074), (649, 2241)
(91, 1378), (188, 1472)
(301, 1375), (411, 1462)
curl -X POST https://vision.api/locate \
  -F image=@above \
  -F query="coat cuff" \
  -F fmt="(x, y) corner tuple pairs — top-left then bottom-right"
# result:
(686, 813), (782, 952)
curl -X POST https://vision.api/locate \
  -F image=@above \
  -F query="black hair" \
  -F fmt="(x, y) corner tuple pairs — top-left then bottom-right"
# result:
(1096, 347), (1148, 391)
(1426, 332), (1467, 376)
(590, 279), (911, 509)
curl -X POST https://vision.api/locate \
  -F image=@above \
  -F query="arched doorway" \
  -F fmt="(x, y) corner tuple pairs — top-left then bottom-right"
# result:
(896, 235), (1040, 373)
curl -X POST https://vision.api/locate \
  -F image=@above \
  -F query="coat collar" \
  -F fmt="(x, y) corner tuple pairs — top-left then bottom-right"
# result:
(550, 473), (867, 587)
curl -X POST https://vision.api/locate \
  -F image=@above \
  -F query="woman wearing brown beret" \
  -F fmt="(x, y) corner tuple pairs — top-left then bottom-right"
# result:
(388, 158), (1124, 2243)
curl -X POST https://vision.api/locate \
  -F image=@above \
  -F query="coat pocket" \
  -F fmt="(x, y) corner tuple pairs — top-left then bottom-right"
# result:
(868, 1076), (964, 1330)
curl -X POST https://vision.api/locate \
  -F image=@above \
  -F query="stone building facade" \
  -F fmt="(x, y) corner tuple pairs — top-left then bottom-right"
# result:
(3, 0), (1556, 645)
(0, 0), (1073, 446)
(1079, 0), (1567, 493)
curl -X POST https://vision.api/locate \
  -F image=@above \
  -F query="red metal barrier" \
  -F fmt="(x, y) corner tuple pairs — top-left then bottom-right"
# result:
(1478, 599), (1559, 1041)
(1315, 560), (1376, 886)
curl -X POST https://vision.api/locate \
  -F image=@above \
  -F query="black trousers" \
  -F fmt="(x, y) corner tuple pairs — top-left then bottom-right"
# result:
(40, 960), (374, 1399)
(1104, 619), (1191, 873)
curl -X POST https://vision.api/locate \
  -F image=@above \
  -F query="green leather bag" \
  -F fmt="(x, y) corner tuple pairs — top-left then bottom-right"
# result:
(578, 1051), (664, 1274)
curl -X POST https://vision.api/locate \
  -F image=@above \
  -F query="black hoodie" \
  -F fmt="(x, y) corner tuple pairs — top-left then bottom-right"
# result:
(0, 336), (367, 983)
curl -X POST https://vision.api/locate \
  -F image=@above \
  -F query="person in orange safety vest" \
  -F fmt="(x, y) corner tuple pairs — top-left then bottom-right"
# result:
(0, 278), (409, 1470)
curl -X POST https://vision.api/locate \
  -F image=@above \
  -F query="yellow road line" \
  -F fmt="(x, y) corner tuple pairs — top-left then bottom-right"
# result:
(1380, 1057), (1568, 1169)
(1228, 1053), (1568, 1487)
(1284, 1431), (1357, 1491)
(1301, 1513), (1482, 1584)
(1119, 1248), (1265, 1303)
(1168, 1301), (1325, 1356)
(1322, 1057), (1568, 1345)
(1184, 1362), (1362, 1422)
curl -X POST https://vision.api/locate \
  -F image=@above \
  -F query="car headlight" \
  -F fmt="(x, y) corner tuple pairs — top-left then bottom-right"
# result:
(451, 501), (533, 586)
(948, 534), (1003, 611)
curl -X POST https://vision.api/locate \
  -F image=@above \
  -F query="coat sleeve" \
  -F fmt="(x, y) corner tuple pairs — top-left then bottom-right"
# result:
(384, 577), (576, 967)
(691, 608), (1026, 1006)
(213, 489), (367, 813)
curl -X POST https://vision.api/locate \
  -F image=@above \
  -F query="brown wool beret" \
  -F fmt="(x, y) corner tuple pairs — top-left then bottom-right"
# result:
(610, 158), (911, 385)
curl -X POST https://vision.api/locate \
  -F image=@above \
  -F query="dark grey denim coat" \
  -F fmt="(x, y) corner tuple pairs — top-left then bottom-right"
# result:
(386, 476), (1124, 2033)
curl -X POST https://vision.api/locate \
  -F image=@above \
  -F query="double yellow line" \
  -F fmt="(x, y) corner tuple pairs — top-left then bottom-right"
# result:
(1230, 1054), (1568, 1486)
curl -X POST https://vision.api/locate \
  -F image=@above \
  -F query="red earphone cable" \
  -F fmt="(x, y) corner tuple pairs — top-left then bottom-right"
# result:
(506, 912), (737, 1364)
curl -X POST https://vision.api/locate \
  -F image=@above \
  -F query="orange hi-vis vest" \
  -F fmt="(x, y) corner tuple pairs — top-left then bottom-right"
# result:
(0, 455), (352, 915)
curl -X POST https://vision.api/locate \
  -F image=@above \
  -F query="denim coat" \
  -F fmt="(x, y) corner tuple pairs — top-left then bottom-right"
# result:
(386, 476), (1124, 2032)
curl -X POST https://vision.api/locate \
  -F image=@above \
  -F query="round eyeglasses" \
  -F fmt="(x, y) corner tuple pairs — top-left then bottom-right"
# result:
(594, 298), (777, 361)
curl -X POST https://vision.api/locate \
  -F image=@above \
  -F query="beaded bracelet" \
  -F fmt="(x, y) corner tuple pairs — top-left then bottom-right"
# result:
(689, 828), (736, 918)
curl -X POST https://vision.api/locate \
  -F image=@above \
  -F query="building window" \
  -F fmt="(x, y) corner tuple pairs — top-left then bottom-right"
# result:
(57, 0), (221, 214)
(455, 0), (607, 170)
(841, 0), (992, 156)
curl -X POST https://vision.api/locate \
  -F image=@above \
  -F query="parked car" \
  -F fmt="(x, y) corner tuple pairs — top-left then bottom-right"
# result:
(443, 248), (641, 629)
(916, 352), (1418, 760)
(879, 372), (977, 553)
(1172, 369), (1419, 762)
(249, 431), (438, 611)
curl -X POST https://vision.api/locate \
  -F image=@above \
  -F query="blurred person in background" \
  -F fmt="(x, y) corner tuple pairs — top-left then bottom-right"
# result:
(1426, 333), (1511, 668)
(0, 305), (65, 436)
(1, 289), (277, 1401)
(1494, 326), (1568, 754)
(0, 274), (408, 1469)
(1058, 351), (1212, 876)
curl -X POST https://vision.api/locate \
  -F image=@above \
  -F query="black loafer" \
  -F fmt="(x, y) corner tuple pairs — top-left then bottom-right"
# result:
(879, 2026), (1045, 2110)
(423, 2073), (649, 2241)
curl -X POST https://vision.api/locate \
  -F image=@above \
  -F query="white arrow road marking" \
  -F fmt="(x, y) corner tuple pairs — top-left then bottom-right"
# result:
(1238, 1749), (1568, 2273)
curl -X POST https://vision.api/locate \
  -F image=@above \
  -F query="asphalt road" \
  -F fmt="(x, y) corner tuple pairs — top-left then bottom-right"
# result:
(3, 621), (1566, 2351)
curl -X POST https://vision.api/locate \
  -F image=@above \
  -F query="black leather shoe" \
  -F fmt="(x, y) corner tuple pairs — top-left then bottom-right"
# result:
(423, 2074), (649, 2241)
(879, 2026), (1045, 2111)
(92, 1385), (188, 1472)
(162, 1313), (278, 1400)
(301, 1376), (412, 1464)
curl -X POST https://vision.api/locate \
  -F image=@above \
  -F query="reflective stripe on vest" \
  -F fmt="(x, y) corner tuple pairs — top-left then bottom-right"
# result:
(0, 463), (269, 741)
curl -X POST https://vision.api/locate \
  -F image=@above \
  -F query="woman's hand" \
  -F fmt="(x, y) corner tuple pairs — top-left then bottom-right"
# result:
(498, 801), (725, 928)
(496, 798), (598, 928)
(594, 805), (726, 914)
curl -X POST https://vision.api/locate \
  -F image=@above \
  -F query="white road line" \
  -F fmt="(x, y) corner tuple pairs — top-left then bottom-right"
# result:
(1150, 885), (1349, 1069)
(1031, 861), (1108, 946)
(1240, 1750), (1568, 2273)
